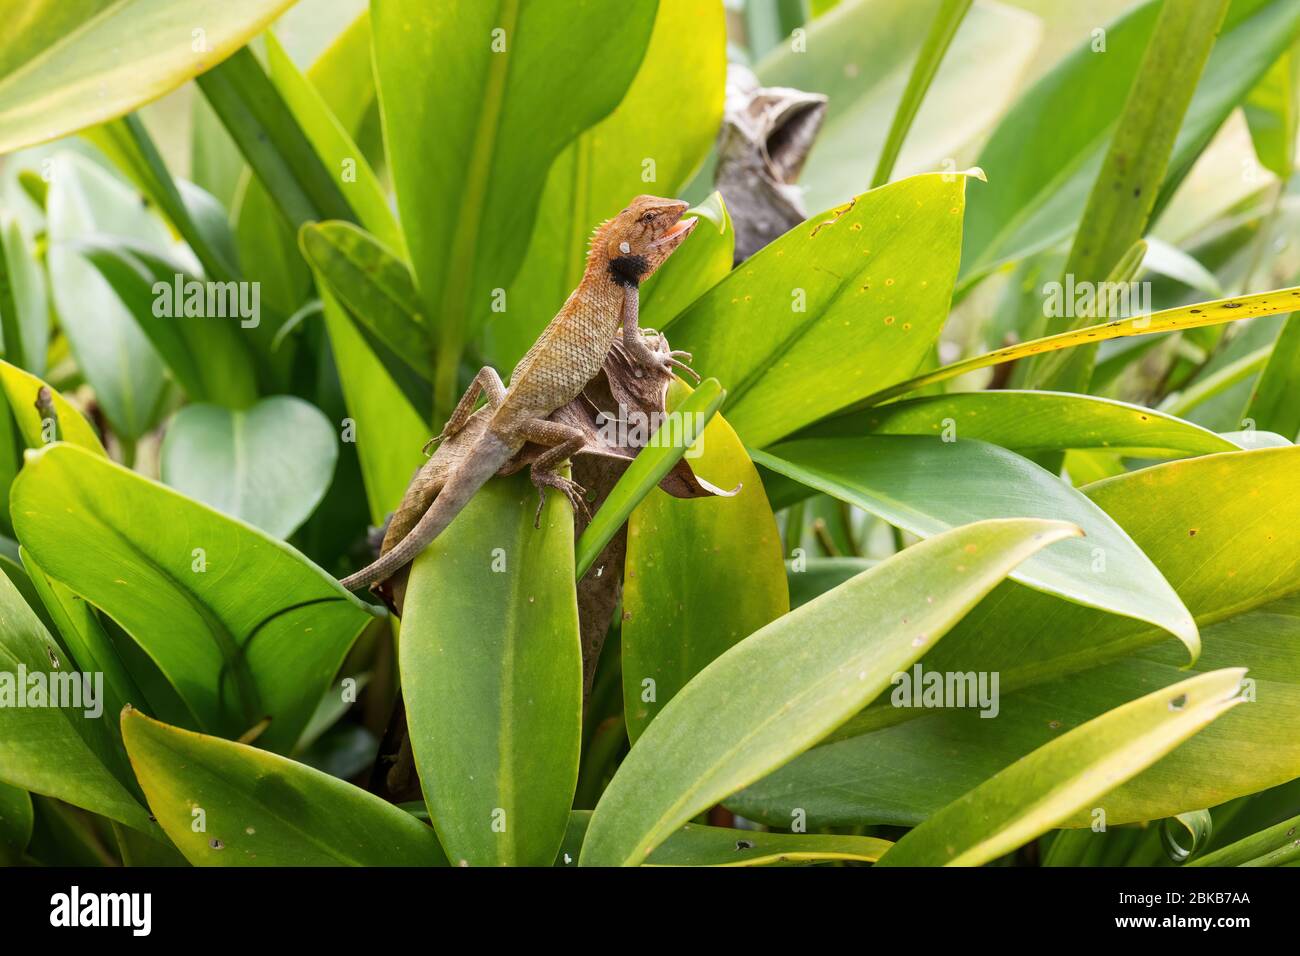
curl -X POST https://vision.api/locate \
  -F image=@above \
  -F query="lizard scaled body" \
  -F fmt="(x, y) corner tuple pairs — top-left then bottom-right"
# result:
(339, 195), (697, 591)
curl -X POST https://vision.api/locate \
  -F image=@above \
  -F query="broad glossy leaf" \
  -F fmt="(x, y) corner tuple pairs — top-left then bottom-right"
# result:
(732, 446), (1300, 827)
(402, 472), (581, 867)
(575, 378), (724, 579)
(758, 0), (1040, 213)
(666, 172), (971, 447)
(0, 212), (48, 375)
(0, 0), (297, 154)
(805, 390), (1240, 457)
(623, 381), (787, 740)
(558, 811), (890, 867)
(959, 0), (1300, 288)
(373, 0), (658, 414)
(755, 436), (1197, 649)
(487, 0), (725, 368)
(122, 708), (446, 866)
(160, 396), (339, 539)
(876, 669), (1245, 866)
(0, 360), (104, 454)
(11, 443), (376, 752)
(580, 518), (1081, 866)
(0, 573), (151, 831)
(46, 153), (169, 440)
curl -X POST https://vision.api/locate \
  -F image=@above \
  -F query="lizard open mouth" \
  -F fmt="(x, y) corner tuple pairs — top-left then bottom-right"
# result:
(653, 215), (698, 247)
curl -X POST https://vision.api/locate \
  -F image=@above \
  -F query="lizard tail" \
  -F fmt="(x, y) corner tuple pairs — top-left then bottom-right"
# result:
(340, 431), (515, 591)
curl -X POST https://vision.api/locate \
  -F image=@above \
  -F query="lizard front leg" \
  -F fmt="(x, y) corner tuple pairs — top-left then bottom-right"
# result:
(518, 418), (591, 527)
(620, 284), (698, 381)
(425, 366), (507, 454)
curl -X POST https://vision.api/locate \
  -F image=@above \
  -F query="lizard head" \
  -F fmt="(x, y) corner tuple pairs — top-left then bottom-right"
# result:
(597, 195), (697, 287)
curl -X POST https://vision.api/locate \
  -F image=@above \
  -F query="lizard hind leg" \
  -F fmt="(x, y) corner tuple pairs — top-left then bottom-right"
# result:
(424, 366), (508, 454)
(520, 419), (590, 527)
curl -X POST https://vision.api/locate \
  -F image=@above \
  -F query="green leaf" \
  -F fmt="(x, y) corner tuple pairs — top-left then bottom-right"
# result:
(871, 0), (974, 188)
(732, 446), (1300, 828)
(0, 0), (297, 155)
(0, 360), (105, 455)
(787, 557), (876, 609)
(1143, 236), (1223, 298)
(805, 390), (1241, 457)
(1245, 313), (1300, 440)
(318, 286), (429, 524)
(623, 380), (787, 740)
(754, 436), (1197, 651)
(875, 669), (1245, 867)
(0, 212), (48, 376)
(197, 47), (355, 232)
(854, 285), (1300, 407)
(299, 221), (432, 380)
(1243, 49), (1299, 179)
(1193, 808), (1300, 866)
(1026, 0), (1232, 392)
(0, 573), (152, 832)
(402, 472), (581, 867)
(45, 152), (170, 440)
(558, 811), (890, 867)
(86, 114), (241, 283)
(666, 172), (973, 447)
(72, 238), (259, 408)
(579, 517), (1081, 866)
(20, 547), (146, 742)
(122, 708), (446, 866)
(0, 781), (32, 865)
(10, 443), (375, 752)
(264, 32), (404, 256)
(291, 15), (429, 524)
(487, 0), (725, 369)
(575, 378), (725, 580)
(757, 0), (1041, 214)
(160, 397), (339, 539)
(960, 0), (1300, 289)
(372, 0), (659, 416)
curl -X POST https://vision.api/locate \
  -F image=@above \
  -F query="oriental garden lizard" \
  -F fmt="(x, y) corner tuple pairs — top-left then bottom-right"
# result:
(340, 195), (698, 591)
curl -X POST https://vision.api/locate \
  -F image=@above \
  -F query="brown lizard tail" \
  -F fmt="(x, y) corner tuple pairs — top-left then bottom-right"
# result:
(339, 431), (515, 591)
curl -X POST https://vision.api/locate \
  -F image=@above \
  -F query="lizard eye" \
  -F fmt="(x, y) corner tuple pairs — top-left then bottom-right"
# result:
(640, 212), (655, 224)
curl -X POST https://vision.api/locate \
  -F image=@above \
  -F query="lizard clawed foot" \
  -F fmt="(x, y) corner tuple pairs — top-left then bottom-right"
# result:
(665, 350), (700, 383)
(531, 472), (591, 528)
(628, 340), (699, 382)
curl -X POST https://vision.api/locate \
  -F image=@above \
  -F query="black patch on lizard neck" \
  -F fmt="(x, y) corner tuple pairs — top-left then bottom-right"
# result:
(608, 254), (649, 287)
